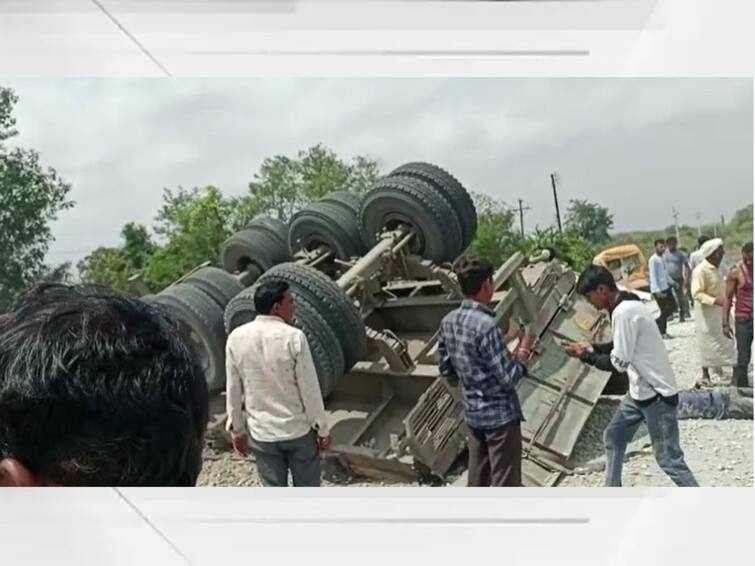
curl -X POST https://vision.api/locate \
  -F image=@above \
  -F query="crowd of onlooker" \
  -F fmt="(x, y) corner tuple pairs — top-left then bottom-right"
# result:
(1, 237), (750, 487)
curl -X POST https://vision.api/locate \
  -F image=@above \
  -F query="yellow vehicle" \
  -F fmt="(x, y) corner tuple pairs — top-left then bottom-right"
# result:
(593, 244), (650, 291)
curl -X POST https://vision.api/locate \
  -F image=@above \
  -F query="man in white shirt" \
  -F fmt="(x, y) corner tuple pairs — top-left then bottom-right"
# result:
(563, 265), (698, 487)
(225, 281), (331, 487)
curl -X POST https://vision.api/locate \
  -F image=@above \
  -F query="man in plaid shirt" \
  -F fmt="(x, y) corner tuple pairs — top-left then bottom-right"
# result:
(437, 256), (534, 487)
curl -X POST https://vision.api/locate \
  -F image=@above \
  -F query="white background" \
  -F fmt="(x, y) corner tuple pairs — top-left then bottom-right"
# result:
(0, 1), (753, 565)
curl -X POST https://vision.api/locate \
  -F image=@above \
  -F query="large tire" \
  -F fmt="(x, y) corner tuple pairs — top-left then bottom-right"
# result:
(388, 162), (477, 248)
(320, 191), (363, 216)
(224, 286), (258, 335)
(288, 200), (366, 260)
(220, 226), (290, 276)
(292, 296), (345, 397)
(184, 267), (244, 310)
(359, 176), (463, 264)
(154, 283), (227, 392)
(256, 262), (367, 371)
(247, 214), (289, 249)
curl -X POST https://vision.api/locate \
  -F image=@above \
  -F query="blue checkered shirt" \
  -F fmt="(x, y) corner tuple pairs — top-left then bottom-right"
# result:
(437, 300), (526, 430)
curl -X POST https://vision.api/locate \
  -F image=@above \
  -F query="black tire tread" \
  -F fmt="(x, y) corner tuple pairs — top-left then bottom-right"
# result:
(389, 162), (476, 248)
(155, 283), (226, 391)
(220, 228), (290, 275)
(248, 215), (289, 249)
(292, 296), (345, 396)
(223, 286), (258, 335)
(184, 267), (244, 310)
(289, 200), (365, 259)
(359, 175), (463, 263)
(321, 191), (363, 216)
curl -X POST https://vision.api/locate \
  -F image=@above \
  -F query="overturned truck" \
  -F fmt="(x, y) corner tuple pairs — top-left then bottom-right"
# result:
(142, 162), (622, 487)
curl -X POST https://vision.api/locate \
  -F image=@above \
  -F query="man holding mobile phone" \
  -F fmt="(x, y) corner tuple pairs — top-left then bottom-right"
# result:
(563, 264), (698, 487)
(437, 255), (536, 487)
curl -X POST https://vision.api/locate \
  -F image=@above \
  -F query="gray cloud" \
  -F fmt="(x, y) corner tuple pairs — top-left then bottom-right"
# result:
(2, 78), (751, 266)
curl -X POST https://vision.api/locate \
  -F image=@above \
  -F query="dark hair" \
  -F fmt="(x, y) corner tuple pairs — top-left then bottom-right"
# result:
(453, 255), (494, 296)
(576, 265), (618, 295)
(743, 242), (753, 254)
(654, 238), (666, 246)
(698, 234), (711, 247)
(0, 284), (208, 486)
(254, 280), (290, 315)
(666, 236), (678, 245)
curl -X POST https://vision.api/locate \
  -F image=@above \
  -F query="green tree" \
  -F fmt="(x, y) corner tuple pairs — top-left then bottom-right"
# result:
(564, 199), (614, 245)
(77, 222), (156, 290)
(0, 86), (75, 310)
(526, 226), (596, 271)
(466, 192), (523, 265)
(121, 222), (155, 269)
(244, 144), (381, 222)
(78, 247), (133, 289)
(143, 186), (236, 290)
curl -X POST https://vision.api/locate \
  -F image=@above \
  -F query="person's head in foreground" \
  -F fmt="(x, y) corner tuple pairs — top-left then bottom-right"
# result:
(698, 234), (711, 249)
(453, 255), (495, 303)
(666, 236), (678, 253)
(742, 242), (753, 269)
(0, 284), (209, 487)
(700, 238), (725, 267)
(576, 265), (620, 312)
(653, 238), (666, 256)
(254, 280), (295, 323)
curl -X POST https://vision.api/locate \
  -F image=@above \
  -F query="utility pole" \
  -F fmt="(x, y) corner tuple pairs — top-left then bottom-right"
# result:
(671, 208), (681, 242)
(550, 172), (562, 233)
(695, 212), (702, 237)
(517, 198), (531, 238)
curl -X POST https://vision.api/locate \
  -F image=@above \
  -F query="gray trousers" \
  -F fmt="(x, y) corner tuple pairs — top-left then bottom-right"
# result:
(670, 278), (689, 321)
(604, 395), (698, 487)
(249, 430), (321, 487)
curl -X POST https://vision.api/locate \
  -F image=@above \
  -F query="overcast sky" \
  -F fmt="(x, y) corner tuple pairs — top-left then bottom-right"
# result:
(2, 78), (752, 267)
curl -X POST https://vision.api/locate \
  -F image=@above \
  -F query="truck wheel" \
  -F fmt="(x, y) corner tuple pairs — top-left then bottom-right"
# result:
(220, 225), (290, 277)
(155, 283), (227, 392)
(224, 286), (258, 335)
(388, 162), (477, 249)
(288, 200), (366, 260)
(247, 214), (289, 249)
(359, 175), (463, 263)
(320, 190), (363, 216)
(292, 296), (345, 396)
(184, 266), (244, 310)
(256, 262), (367, 371)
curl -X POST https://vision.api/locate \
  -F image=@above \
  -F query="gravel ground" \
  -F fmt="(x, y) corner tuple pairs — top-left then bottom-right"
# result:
(197, 450), (418, 487)
(199, 317), (753, 487)
(560, 317), (753, 487)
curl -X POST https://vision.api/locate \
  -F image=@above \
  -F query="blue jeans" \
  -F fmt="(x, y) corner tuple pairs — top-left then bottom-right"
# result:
(604, 395), (698, 487)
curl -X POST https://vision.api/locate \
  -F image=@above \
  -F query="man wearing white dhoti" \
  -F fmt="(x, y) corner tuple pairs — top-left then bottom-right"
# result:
(691, 238), (738, 387)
